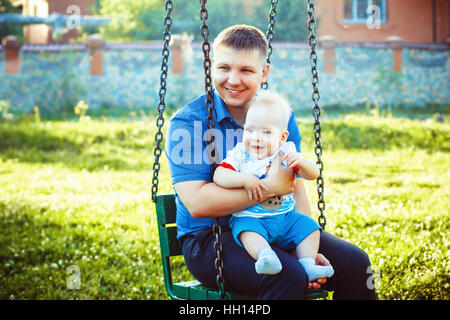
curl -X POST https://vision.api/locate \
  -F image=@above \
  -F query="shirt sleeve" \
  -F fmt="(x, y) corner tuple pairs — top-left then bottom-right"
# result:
(165, 116), (212, 184)
(217, 143), (243, 172)
(279, 141), (297, 154)
(286, 110), (302, 153)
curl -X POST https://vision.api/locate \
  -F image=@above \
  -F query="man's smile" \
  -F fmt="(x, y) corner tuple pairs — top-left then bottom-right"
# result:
(225, 87), (246, 95)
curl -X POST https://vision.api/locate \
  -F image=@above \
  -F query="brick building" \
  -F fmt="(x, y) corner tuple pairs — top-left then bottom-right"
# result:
(12, 0), (450, 44)
(316, 0), (449, 43)
(16, 0), (96, 44)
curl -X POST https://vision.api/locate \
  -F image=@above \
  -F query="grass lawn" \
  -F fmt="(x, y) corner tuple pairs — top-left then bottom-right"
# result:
(0, 112), (448, 300)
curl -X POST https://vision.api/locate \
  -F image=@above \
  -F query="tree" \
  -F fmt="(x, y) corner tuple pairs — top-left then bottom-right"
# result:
(275, 0), (310, 42)
(96, 0), (312, 42)
(170, 0), (310, 42)
(0, 0), (20, 13)
(97, 0), (164, 41)
(0, 0), (23, 41)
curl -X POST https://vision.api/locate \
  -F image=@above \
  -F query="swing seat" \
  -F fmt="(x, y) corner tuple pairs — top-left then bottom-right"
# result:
(155, 194), (329, 300)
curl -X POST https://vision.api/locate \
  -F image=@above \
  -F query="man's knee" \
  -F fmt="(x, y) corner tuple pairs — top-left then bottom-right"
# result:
(258, 252), (308, 299)
(340, 243), (372, 275)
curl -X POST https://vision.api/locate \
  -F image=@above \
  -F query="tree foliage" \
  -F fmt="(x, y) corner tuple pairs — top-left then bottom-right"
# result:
(97, 0), (311, 42)
(0, 0), (20, 13)
(0, 0), (23, 41)
(97, 0), (164, 41)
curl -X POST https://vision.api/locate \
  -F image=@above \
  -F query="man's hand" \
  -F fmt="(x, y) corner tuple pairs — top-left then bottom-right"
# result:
(261, 164), (295, 199)
(307, 253), (331, 289)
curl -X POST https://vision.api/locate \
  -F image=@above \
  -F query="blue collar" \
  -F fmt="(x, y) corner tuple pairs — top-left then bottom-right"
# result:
(212, 90), (240, 127)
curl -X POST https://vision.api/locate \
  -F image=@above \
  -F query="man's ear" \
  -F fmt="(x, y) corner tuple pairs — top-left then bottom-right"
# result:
(281, 130), (289, 143)
(261, 63), (270, 84)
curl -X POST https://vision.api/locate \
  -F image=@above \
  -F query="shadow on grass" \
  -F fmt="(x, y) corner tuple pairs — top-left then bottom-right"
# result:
(302, 120), (450, 152)
(0, 117), (448, 171)
(0, 199), (163, 299)
(0, 121), (157, 171)
(0, 123), (81, 152)
(0, 199), (88, 299)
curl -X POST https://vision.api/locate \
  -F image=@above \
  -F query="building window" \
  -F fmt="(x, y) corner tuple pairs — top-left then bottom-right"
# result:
(344, 0), (388, 24)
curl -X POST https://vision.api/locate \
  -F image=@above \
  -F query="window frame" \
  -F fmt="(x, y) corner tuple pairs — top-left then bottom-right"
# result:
(343, 0), (388, 25)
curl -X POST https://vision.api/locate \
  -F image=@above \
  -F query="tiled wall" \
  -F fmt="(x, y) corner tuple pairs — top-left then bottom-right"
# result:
(0, 42), (448, 113)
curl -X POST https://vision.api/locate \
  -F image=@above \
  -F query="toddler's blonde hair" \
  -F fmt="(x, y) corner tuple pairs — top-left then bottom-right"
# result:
(249, 90), (292, 130)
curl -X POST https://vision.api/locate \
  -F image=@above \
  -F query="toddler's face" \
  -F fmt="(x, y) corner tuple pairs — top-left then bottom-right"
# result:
(243, 105), (287, 159)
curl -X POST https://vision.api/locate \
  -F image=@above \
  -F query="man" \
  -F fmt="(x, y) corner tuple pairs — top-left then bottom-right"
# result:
(165, 24), (376, 299)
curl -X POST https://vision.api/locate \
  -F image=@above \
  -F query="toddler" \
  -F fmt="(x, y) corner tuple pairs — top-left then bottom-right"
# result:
(213, 90), (334, 281)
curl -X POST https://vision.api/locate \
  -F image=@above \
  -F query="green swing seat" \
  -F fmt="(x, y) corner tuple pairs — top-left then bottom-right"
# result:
(155, 194), (329, 300)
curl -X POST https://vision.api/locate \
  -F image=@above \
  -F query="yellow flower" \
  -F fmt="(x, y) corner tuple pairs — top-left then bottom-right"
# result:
(74, 101), (89, 116)
(33, 106), (41, 122)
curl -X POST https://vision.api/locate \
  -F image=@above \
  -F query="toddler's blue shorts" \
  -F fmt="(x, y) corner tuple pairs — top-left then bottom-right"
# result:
(229, 211), (322, 250)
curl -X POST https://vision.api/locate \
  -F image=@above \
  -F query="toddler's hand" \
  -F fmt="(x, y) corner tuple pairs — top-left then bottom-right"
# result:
(243, 175), (268, 201)
(283, 151), (305, 172)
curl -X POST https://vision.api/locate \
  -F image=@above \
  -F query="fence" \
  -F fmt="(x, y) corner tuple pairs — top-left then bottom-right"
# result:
(1, 34), (449, 114)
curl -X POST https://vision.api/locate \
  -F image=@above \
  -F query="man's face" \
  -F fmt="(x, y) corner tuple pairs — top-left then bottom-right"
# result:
(212, 46), (269, 111)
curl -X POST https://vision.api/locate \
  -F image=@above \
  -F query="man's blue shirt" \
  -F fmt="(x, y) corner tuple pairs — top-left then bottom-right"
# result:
(165, 90), (302, 239)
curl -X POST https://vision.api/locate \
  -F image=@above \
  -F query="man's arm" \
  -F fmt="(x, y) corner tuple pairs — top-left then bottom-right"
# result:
(175, 165), (296, 218)
(175, 180), (256, 218)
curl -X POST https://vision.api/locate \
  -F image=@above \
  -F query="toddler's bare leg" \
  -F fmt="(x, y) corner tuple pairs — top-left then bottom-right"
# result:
(239, 231), (270, 260)
(296, 230), (335, 281)
(295, 229), (320, 258)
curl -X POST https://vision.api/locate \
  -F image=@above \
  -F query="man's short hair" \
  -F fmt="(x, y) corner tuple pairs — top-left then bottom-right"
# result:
(213, 24), (268, 62)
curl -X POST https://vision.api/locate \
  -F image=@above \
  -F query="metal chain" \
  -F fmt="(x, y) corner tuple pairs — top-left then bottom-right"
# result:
(307, 0), (326, 230)
(200, 1), (216, 134)
(199, 0), (226, 299)
(151, 0), (173, 203)
(261, 0), (278, 90)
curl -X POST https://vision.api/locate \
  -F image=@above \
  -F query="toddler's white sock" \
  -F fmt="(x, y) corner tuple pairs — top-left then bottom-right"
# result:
(298, 257), (334, 281)
(255, 247), (282, 275)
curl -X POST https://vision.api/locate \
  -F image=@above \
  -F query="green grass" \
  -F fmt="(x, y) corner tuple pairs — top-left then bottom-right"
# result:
(0, 112), (449, 300)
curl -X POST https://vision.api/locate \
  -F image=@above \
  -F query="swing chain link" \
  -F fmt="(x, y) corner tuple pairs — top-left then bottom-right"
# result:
(212, 223), (225, 297)
(200, 0), (216, 132)
(261, 0), (278, 90)
(199, 0), (226, 299)
(307, 0), (326, 230)
(151, 0), (173, 203)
